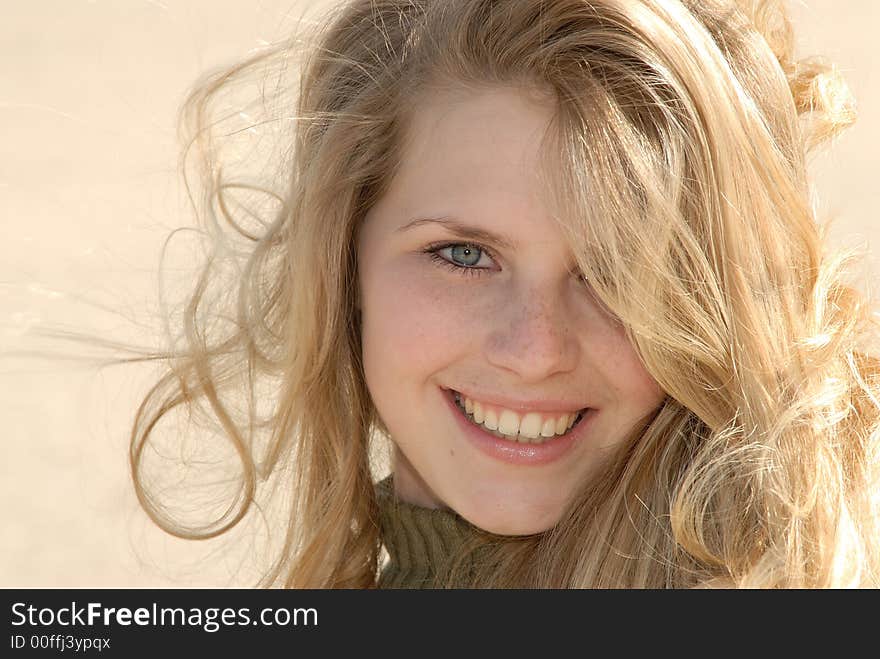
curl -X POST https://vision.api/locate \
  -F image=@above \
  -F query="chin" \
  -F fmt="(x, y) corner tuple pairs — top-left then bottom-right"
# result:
(459, 503), (563, 536)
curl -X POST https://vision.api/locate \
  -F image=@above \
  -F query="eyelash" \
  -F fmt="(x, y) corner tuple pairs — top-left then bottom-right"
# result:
(422, 241), (497, 278)
(422, 240), (593, 288)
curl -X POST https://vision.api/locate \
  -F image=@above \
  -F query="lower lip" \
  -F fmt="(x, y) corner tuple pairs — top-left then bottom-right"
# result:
(442, 387), (594, 466)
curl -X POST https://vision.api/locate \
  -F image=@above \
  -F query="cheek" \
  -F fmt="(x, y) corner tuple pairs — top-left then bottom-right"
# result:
(359, 257), (473, 386)
(590, 323), (665, 412)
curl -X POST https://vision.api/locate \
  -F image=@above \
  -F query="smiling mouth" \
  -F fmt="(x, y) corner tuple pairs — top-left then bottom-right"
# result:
(450, 390), (587, 444)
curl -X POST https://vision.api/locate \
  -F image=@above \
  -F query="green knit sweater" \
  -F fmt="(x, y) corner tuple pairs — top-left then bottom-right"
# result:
(375, 475), (489, 588)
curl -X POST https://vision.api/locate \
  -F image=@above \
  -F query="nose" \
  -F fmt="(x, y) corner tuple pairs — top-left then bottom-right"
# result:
(484, 284), (579, 383)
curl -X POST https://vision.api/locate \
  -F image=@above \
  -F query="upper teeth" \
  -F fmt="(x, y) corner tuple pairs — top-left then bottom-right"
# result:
(454, 392), (581, 440)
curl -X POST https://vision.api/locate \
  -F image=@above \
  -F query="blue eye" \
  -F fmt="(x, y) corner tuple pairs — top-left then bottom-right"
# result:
(447, 244), (481, 266)
(423, 242), (496, 278)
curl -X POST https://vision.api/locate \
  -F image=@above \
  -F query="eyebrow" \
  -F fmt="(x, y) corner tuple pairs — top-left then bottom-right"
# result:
(394, 217), (517, 250)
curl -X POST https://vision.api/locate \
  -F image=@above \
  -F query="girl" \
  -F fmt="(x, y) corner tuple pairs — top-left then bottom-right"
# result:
(131, 0), (880, 588)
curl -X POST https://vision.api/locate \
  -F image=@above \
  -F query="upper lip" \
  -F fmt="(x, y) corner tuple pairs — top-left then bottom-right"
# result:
(445, 386), (591, 414)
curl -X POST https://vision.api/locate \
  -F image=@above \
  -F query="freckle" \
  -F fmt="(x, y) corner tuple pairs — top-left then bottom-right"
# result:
(450, 449), (455, 457)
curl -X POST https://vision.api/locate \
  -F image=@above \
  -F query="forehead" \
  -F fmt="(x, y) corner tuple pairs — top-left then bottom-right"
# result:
(384, 84), (562, 220)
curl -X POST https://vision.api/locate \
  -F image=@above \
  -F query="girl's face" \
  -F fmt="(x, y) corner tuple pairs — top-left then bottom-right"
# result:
(357, 85), (666, 535)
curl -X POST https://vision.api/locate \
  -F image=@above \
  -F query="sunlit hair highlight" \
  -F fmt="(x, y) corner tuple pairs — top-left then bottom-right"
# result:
(132, 0), (880, 587)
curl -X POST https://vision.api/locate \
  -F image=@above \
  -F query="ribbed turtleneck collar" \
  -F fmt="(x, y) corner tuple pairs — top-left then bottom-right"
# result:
(375, 475), (487, 589)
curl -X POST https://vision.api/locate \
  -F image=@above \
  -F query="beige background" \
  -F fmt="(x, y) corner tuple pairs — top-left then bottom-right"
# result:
(2, 1), (877, 587)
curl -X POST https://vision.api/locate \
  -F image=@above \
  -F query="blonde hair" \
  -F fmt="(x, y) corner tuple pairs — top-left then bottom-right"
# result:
(132, 0), (880, 587)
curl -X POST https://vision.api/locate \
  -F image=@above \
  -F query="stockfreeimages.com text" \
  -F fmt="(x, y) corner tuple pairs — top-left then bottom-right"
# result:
(11, 601), (317, 633)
